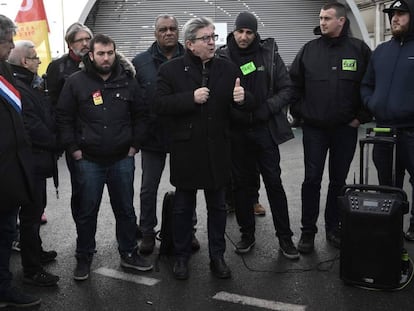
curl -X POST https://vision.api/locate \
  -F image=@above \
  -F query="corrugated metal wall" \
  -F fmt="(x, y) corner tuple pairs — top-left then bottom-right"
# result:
(84, 0), (328, 65)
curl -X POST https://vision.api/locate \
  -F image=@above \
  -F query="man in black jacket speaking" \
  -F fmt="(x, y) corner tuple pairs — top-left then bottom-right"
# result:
(290, 1), (372, 253)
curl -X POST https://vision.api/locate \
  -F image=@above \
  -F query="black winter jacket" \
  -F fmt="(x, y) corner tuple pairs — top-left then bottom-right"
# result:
(56, 55), (147, 164)
(12, 65), (58, 178)
(132, 41), (184, 152)
(0, 61), (34, 210)
(155, 51), (256, 189)
(290, 21), (372, 128)
(217, 35), (294, 145)
(46, 51), (82, 107)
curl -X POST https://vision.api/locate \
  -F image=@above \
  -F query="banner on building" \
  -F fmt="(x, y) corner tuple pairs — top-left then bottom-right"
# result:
(14, 0), (52, 75)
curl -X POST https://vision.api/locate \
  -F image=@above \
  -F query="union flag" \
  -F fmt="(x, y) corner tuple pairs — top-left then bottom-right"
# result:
(14, 0), (52, 75)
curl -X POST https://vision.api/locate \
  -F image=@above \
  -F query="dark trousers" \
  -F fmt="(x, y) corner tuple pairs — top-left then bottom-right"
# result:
(73, 157), (137, 256)
(19, 176), (46, 276)
(0, 207), (19, 294)
(231, 125), (293, 239)
(373, 128), (414, 225)
(140, 150), (197, 236)
(66, 152), (80, 223)
(301, 124), (358, 234)
(174, 188), (226, 260)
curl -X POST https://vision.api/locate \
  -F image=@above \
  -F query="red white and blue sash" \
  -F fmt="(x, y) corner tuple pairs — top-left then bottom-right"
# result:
(0, 75), (22, 114)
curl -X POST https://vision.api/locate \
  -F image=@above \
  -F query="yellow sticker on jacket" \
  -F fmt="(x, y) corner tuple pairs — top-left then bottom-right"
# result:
(92, 90), (103, 105)
(342, 59), (357, 71)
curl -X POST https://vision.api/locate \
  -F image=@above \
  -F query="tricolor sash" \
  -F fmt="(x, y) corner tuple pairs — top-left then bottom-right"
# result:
(0, 75), (22, 114)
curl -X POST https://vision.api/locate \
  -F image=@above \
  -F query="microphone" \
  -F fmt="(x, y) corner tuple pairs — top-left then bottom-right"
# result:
(201, 67), (209, 87)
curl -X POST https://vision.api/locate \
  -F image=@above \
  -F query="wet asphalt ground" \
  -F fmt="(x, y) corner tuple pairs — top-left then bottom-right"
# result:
(7, 123), (414, 311)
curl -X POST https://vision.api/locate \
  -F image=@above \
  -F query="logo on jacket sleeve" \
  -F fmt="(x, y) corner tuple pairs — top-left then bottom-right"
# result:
(342, 59), (357, 71)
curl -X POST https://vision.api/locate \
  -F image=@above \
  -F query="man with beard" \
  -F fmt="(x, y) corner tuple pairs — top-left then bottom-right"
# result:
(216, 12), (298, 259)
(290, 1), (371, 253)
(361, 0), (414, 241)
(57, 34), (152, 281)
(46, 23), (93, 226)
(132, 14), (199, 254)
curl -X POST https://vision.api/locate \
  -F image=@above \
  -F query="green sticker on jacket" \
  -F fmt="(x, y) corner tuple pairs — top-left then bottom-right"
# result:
(240, 61), (257, 75)
(342, 59), (357, 71)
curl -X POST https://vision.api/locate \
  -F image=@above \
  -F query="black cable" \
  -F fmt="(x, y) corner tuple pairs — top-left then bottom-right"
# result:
(224, 231), (340, 274)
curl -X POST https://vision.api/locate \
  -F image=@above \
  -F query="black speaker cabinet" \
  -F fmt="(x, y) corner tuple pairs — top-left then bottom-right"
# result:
(339, 185), (407, 289)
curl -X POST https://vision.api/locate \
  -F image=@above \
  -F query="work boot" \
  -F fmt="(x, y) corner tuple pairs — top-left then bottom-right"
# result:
(210, 258), (231, 279)
(173, 258), (189, 280)
(253, 203), (266, 216)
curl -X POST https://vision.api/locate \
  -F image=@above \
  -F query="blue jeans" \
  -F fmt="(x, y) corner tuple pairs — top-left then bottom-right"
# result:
(140, 150), (197, 237)
(301, 124), (358, 234)
(73, 157), (137, 256)
(174, 188), (226, 260)
(231, 125), (293, 239)
(0, 207), (19, 294)
(373, 128), (414, 225)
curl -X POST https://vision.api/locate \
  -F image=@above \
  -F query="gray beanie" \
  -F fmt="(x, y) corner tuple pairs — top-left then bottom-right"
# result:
(234, 12), (257, 33)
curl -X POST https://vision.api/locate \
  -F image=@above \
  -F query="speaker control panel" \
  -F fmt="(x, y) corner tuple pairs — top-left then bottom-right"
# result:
(348, 194), (395, 214)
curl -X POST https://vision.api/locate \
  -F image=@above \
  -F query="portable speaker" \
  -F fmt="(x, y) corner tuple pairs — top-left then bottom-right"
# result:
(339, 186), (406, 289)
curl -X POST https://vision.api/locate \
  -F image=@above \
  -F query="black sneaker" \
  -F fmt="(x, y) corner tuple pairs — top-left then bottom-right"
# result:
(140, 236), (155, 255)
(326, 231), (341, 249)
(23, 269), (59, 287)
(279, 237), (300, 260)
(235, 236), (255, 254)
(405, 225), (414, 241)
(40, 249), (58, 264)
(121, 251), (153, 271)
(73, 255), (92, 281)
(297, 233), (315, 254)
(0, 286), (41, 308)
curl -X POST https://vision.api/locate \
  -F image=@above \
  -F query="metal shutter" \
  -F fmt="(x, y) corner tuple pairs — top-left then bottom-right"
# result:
(84, 0), (327, 65)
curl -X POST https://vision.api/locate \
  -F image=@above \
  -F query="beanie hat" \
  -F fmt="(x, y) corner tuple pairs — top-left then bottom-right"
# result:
(235, 12), (258, 33)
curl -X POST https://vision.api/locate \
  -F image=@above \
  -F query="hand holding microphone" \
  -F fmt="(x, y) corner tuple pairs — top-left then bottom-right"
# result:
(194, 67), (210, 104)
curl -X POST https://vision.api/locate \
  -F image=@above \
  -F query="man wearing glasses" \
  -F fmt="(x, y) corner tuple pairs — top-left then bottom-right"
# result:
(46, 23), (93, 233)
(155, 17), (255, 280)
(217, 12), (299, 259)
(132, 14), (199, 255)
(8, 40), (59, 287)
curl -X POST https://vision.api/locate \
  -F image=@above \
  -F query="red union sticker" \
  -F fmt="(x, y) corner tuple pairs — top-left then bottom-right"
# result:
(92, 90), (103, 105)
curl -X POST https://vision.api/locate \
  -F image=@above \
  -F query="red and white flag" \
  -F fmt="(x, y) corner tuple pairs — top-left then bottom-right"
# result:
(14, 0), (52, 75)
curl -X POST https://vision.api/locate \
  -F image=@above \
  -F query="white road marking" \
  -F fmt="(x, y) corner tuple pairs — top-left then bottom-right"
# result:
(94, 267), (160, 286)
(213, 291), (306, 311)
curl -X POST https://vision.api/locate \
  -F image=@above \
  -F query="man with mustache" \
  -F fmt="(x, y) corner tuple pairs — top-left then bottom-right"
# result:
(361, 0), (414, 241)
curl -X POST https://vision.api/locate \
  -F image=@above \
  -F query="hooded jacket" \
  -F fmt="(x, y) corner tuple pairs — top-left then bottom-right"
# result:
(361, 0), (414, 128)
(56, 53), (146, 164)
(290, 19), (372, 128)
(132, 41), (184, 152)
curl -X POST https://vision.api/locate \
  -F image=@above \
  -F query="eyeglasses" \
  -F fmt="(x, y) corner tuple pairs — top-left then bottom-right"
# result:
(193, 34), (218, 43)
(157, 26), (178, 33)
(73, 37), (91, 44)
(26, 56), (40, 61)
